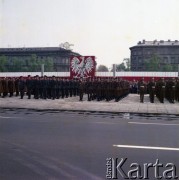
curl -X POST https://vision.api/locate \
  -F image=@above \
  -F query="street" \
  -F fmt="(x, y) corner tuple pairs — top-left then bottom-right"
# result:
(0, 109), (179, 179)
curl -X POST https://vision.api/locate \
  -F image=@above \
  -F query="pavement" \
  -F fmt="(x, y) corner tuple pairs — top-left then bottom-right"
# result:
(0, 94), (179, 115)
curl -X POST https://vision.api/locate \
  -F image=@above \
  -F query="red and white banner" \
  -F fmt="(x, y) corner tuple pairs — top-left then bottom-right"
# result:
(70, 56), (96, 78)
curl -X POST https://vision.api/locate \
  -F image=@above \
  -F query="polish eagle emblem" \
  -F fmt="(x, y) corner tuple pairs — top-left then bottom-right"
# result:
(71, 56), (94, 78)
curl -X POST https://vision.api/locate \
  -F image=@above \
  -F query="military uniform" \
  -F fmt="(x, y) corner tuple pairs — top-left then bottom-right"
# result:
(2, 77), (8, 97)
(156, 78), (166, 103)
(18, 77), (26, 99)
(0, 78), (2, 97)
(26, 76), (34, 99)
(8, 78), (15, 97)
(148, 78), (156, 103)
(138, 78), (146, 103)
(14, 78), (19, 96)
(175, 78), (179, 102)
(79, 79), (85, 101)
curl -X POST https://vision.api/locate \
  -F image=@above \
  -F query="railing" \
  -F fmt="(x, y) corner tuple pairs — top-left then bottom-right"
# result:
(0, 71), (178, 77)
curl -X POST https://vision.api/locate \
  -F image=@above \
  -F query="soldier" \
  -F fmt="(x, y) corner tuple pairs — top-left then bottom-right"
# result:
(14, 77), (19, 96)
(105, 78), (110, 101)
(18, 76), (26, 99)
(69, 79), (73, 97)
(2, 77), (8, 98)
(79, 78), (85, 101)
(50, 76), (57, 100)
(39, 77), (43, 99)
(85, 78), (90, 101)
(42, 76), (48, 99)
(34, 76), (40, 99)
(26, 75), (33, 99)
(166, 78), (176, 103)
(175, 78), (179, 102)
(56, 77), (61, 99)
(115, 78), (121, 102)
(64, 78), (69, 98)
(148, 77), (156, 103)
(96, 78), (102, 101)
(0, 77), (2, 97)
(157, 78), (166, 103)
(131, 79), (138, 94)
(8, 77), (14, 97)
(138, 77), (146, 103)
(61, 78), (65, 98)
(71, 79), (75, 96)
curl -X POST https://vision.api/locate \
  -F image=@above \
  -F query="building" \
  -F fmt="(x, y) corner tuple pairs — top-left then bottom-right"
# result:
(0, 47), (80, 72)
(130, 40), (179, 71)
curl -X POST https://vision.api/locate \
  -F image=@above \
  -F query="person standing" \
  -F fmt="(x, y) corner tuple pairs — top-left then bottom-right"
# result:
(175, 78), (179, 102)
(138, 78), (146, 103)
(26, 75), (33, 99)
(2, 77), (8, 98)
(8, 77), (14, 97)
(79, 78), (85, 101)
(148, 77), (156, 103)
(14, 77), (19, 96)
(18, 76), (26, 99)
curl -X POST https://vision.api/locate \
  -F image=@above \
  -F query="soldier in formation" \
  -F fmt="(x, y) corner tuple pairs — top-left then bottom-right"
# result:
(0, 76), (130, 102)
(138, 77), (147, 103)
(1, 76), (178, 103)
(153, 77), (178, 103)
(79, 77), (130, 102)
(148, 77), (156, 103)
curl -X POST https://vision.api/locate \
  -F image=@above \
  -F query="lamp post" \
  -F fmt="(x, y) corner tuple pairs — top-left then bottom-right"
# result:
(41, 64), (44, 77)
(113, 64), (116, 77)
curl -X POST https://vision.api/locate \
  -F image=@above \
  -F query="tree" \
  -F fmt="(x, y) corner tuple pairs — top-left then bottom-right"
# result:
(12, 57), (22, 72)
(97, 65), (109, 72)
(112, 58), (131, 72)
(162, 64), (173, 72)
(116, 62), (126, 71)
(123, 58), (131, 71)
(144, 54), (160, 71)
(0, 55), (7, 72)
(44, 57), (54, 71)
(28, 54), (42, 71)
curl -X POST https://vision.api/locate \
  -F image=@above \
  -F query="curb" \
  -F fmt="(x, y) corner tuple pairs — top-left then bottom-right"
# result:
(1, 107), (179, 116)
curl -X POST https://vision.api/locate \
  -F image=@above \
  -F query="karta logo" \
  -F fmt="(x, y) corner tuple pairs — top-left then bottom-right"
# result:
(70, 56), (95, 78)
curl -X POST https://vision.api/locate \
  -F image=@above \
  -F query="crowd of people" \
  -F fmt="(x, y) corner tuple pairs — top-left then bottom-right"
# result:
(133, 77), (179, 103)
(0, 76), (179, 103)
(0, 76), (130, 102)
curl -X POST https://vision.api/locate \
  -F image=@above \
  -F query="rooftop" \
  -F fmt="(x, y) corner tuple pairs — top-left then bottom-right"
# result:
(0, 47), (71, 53)
(136, 39), (179, 46)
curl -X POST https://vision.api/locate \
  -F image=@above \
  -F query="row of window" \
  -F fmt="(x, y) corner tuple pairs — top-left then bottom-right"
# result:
(132, 48), (179, 56)
(132, 56), (179, 64)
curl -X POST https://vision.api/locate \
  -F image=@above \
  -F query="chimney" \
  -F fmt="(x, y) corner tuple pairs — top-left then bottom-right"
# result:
(160, 40), (164, 43)
(153, 39), (157, 44)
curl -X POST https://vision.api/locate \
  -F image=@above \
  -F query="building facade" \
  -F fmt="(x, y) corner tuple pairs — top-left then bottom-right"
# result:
(0, 47), (80, 72)
(130, 40), (179, 71)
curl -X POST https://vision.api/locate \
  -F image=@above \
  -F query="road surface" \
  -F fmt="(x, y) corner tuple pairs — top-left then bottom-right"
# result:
(0, 109), (179, 179)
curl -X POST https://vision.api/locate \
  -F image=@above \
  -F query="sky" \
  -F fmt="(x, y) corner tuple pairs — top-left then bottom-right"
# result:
(0, 0), (179, 68)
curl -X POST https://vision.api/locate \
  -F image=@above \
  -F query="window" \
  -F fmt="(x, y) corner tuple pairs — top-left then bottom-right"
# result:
(138, 57), (142, 63)
(163, 57), (168, 63)
(171, 57), (175, 64)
